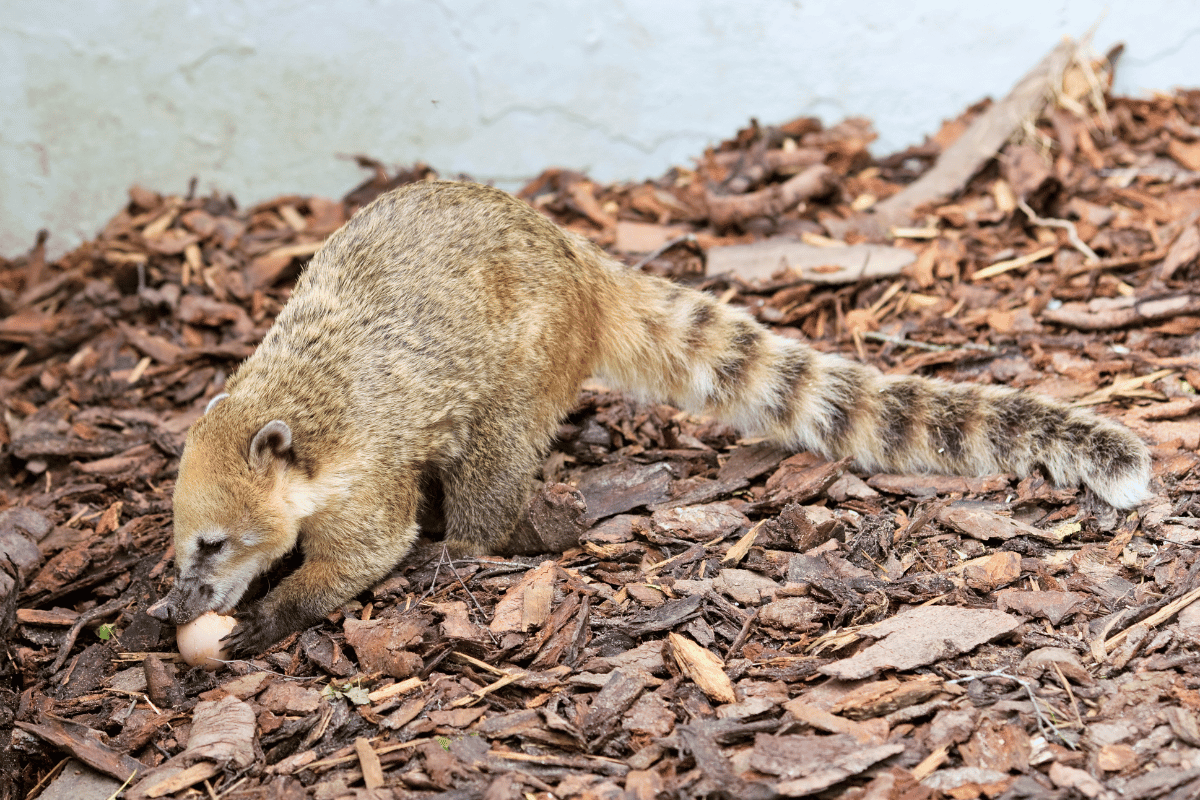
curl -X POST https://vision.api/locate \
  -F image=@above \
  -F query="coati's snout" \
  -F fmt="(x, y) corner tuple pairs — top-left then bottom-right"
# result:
(146, 581), (215, 625)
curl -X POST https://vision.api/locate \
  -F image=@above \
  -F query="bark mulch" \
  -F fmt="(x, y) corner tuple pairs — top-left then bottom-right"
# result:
(1, 40), (1198, 800)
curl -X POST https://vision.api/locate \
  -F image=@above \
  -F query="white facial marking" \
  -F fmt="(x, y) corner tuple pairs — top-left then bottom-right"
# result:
(211, 559), (263, 613)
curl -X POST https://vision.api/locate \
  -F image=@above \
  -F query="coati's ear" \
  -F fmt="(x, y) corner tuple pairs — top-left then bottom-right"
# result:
(249, 420), (292, 472)
(205, 393), (229, 414)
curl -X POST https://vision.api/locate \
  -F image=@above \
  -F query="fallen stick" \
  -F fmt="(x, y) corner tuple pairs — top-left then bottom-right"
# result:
(1018, 198), (1099, 262)
(1042, 294), (1200, 331)
(50, 596), (128, 673)
(706, 163), (837, 228)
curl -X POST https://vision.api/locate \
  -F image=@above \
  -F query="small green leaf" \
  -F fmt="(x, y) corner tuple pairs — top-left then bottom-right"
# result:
(96, 623), (115, 641)
(322, 680), (371, 706)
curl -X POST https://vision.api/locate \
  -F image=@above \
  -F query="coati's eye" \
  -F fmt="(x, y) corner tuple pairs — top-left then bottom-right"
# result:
(197, 538), (225, 556)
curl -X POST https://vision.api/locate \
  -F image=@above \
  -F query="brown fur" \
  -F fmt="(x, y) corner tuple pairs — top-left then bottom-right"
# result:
(149, 180), (1151, 655)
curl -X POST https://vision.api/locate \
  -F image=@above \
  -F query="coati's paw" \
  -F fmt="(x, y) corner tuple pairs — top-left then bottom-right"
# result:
(221, 610), (286, 658)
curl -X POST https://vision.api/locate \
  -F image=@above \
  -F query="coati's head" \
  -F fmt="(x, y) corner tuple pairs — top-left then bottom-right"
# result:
(148, 394), (303, 626)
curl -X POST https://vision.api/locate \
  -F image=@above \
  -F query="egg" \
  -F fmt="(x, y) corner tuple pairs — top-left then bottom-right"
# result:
(176, 611), (237, 670)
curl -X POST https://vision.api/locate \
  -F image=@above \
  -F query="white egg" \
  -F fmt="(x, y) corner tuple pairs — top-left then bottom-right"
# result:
(176, 611), (237, 670)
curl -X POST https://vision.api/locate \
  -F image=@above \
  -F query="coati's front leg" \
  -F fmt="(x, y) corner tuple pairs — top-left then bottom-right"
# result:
(222, 514), (420, 657)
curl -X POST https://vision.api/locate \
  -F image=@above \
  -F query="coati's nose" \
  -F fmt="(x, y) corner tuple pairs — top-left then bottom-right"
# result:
(147, 582), (212, 625)
(146, 597), (174, 623)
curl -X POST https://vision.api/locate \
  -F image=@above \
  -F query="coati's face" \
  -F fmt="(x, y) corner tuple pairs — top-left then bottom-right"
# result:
(148, 399), (300, 626)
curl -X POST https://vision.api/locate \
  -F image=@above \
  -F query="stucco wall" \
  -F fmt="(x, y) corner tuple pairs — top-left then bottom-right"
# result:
(3, 1), (1198, 257)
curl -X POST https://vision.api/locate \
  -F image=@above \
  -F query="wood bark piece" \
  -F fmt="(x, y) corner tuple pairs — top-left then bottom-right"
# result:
(16, 608), (77, 625)
(1109, 766), (1200, 798)
(923, 767), (1013, 796)
(646, 477), (738, 510)
(128, 695), (256, 799)
(580, 668), (650, 749)
(521, 568), (554, 631)
(938, 505), (1074, 544)
(997, 589), (1085, 626)
(582, 640), (668, 676)
(35, 759), (124, 800)
(16, 266), (84, 310)
(750, 456), (848, 511)
(15, 719), (146, 784)
(0, 507), (47, 583)
(781, 699), (887, 743)
(179, 694), (257, 768)
(853, 38), (1074, 238)
(355, 737), (385, 790)
(342, 617), (424, 677)
(507, 482), (588, 555)
(667, 632), (736, 704)
(366, 676), (423, 704)
(143, 654), (183, 709)
(567, 180), (616, 229)
(712, 568), (780, 605)
(709, 145), (825, 173)
(867, 472), (1012, 498)
(830, 675), (945, 719)
(675, 722), (776, 800)
(1018, 646), (1093, 684)
(134, 763), (220, 800)
(721, 520), (763, 565)
(575, 461), (674, 522)
(490, 559), (559, 634)
(511, 590), (582, 664)
(821, 607), (1020, 680)
(749, 732), (906, 797)
(1159, 223), (1199, 280)
(117, 321), (183, 365)
(971, 245), (1057, 280)
(484, 748), (630, 777)
(614, 221), (688, 253)
(626, 594), (703, 636)
(758, 596), (820, 631)
(1167, 139), (1200, 171)
(706, 239), (914, 284)
(245, 240), (323, 288)
(1101, 584), (1200, 658)
(258, 682), (321, 715)
(650, 502), (747, 541)
(11, 422), (139, 461)
(717, 442), (791, 484)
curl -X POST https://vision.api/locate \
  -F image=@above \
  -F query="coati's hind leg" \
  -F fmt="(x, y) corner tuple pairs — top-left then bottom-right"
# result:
(439, 432), (548, 557)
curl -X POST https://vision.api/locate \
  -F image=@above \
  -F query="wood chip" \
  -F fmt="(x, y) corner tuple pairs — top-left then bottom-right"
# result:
(667, 633), (736, 704)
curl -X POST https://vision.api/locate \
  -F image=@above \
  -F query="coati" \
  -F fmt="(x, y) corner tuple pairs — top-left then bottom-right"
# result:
(147, 180), (1152, 656)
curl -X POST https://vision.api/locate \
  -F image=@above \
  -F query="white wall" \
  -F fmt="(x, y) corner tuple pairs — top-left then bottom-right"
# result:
(3, 0), (1198, 258)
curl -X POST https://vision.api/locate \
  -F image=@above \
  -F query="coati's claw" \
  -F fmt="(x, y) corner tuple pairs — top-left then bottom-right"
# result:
(220, 611), (277, 659)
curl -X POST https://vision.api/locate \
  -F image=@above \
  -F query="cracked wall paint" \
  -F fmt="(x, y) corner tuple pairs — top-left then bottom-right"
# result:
(2, 0), (1198, 257)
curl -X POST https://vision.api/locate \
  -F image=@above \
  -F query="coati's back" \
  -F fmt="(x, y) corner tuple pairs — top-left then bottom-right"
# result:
(229, 180), (615, 467)
(159, 180), (1151, 656)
